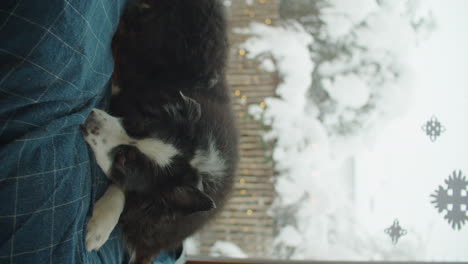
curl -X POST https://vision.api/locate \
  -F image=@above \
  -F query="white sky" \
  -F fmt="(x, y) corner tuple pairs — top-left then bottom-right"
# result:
(355, 0), (468, 261)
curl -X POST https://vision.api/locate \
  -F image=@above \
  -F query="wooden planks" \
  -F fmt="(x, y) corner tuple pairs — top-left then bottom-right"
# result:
(196, 0), (280, 258)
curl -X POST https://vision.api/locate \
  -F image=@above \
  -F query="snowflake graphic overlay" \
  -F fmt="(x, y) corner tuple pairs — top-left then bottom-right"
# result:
(384, 219), (407, 244)
(421, 115), (445, 142)
(430, 170), (468, 230)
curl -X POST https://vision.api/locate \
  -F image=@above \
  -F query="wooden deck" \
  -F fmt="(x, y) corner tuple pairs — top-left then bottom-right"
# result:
(196, 0), (280, 258)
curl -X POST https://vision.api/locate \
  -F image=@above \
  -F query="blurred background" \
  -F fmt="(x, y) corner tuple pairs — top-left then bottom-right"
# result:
(187, 0), (468, 261)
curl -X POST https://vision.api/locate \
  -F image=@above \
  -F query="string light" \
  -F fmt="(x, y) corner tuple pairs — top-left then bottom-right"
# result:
(235, 88), (266, 111)
(227, 2), (274, 224)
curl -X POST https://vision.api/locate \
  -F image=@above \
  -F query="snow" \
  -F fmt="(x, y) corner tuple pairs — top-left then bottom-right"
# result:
(314, 0), (426, 141)
(259, 58), (275, 72)
(321, 0), (378, 39)
(321, 75), (370, 108)
(237, 0), (468, 261)
(274, 225), (302, 248)
(209, 241), (248, 258)
(236, 22), (313, 111)
(239, 21), (372, 260)
(237, 24), (332, 213)
(184, 237), (200, 255)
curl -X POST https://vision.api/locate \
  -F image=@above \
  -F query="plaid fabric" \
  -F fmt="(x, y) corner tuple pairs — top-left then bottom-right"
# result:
(0, 0), (184, 263)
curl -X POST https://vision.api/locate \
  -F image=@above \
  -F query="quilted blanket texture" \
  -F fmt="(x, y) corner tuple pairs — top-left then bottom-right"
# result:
(0, 1), (183, 263)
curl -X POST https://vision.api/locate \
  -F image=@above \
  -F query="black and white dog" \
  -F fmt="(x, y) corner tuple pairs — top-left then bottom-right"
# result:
(81, 0), (238, 263)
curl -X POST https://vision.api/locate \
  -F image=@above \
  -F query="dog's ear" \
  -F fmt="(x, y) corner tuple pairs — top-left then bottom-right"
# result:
(163, 185), (215, 215)
(179, 91), (201, 122)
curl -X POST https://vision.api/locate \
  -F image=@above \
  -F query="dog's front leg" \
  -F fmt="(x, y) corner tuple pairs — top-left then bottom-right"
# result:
(86, 184), (125, 251)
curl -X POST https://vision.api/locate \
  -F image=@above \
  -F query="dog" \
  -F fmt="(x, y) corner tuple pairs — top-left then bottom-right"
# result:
(80, 0), (238, 263)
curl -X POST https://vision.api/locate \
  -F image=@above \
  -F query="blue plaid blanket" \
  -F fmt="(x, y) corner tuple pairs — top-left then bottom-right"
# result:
(0, 1), (184, 263)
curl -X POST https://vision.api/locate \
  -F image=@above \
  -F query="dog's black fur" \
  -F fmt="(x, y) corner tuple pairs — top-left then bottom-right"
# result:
(110, 0), (238, 262)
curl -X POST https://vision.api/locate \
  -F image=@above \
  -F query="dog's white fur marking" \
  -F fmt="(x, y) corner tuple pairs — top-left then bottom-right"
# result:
(83, 108), (178, 175)
(190, 138), (226, 178)
(137, 139), (179, 167)
(86, 184), (125, 251)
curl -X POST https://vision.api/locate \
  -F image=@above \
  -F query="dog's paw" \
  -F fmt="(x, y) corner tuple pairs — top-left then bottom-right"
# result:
(85, 216), (112, 252)
(85, 185), (125, 252)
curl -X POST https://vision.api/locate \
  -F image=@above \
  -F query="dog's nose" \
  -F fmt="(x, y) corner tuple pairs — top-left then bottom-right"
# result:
(84, 111), (95, 124)
(80, 124), (89, 136)
(82, 110), (97, 131)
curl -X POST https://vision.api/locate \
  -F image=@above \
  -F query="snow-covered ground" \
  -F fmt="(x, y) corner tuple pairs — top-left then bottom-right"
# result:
(209, 241), (248, 258)
(236, 0), (468, 261)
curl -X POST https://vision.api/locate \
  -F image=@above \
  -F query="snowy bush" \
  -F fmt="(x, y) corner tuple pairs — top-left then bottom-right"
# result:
(238, 0), (434, 260)
(314, 0), (435, 143)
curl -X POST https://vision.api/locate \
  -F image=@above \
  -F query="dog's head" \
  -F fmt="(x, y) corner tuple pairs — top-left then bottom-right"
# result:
(81, 93), (222, 215)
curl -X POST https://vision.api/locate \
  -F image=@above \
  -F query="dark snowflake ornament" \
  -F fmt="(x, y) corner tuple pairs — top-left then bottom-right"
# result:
(421, 116), (445, 142)
(384, 219), (407, 244)
(430, 170), (468, 230)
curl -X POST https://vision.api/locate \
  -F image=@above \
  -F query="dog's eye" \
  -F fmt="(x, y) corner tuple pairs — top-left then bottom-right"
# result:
(115, 148), (138, 167)
(127, 150), (137, 161)
(115, 150), (126, 168)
